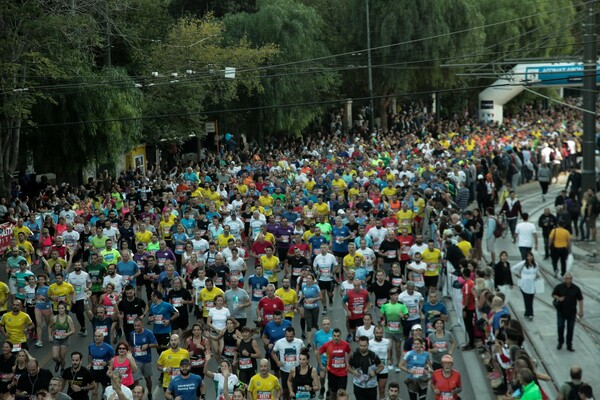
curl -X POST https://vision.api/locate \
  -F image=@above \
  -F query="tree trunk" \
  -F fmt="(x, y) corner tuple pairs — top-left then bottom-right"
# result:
(0, 117), (21, 198)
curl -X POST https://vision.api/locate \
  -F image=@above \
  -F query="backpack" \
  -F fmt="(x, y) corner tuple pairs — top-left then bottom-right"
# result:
(567, 382), (583, 400)
(492, 218), (504, 238)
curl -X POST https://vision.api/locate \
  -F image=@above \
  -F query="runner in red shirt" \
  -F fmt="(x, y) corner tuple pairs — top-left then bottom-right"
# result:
(318, 328), (351, 400)
(257, 284), (285, 326)
(461, 267), (476, 350)
(343, 279), (370, 341)
(430, 355), (462, 400)
(397, 228), (414, 277)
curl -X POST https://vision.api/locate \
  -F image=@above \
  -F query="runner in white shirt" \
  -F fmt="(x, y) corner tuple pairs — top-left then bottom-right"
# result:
(312, 244), (338, 314)
(356, 314), (375, 340)
(356, 239), (376, 273)
(62, 224), (80, 252)
(406, 253), (427, 297)
(339, 269), (355, 298)
(408, 235), (428, 259)
(272, 326), (304, 399)
(369, 325), (392, 400)
(398, 281), (424, 337)
(67, 261), (92, 335)
(191, 231), (210, 255)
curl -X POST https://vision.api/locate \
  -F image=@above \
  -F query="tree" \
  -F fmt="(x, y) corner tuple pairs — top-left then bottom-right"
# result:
(28, 68), (143, 178)
(142, 15), (277, 144)
(0, 0), (106, 197)
(224, 0), (341, 141)
(338, 0), (485, 129)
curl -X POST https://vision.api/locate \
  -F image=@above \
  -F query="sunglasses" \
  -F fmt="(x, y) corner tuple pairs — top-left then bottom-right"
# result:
(118, 347), (127, 350)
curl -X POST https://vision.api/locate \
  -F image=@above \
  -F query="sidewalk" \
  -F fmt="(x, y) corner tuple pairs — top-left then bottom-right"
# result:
(497, 177), (600, 397)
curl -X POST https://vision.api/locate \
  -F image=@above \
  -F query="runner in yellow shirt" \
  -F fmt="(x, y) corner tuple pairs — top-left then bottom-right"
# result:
(48, 274), (75, 312)
(247, 359), (282, 400)
(0, 282), (9, 314)
(421, 239), (442, 294)
(198, 279), (225, 319)
(260, 248), (280, 285)
(157, 334), (190, 389)
(396, 203), (414, 234)
(275, 278), (298, 320)
(0, 299), (33, 349)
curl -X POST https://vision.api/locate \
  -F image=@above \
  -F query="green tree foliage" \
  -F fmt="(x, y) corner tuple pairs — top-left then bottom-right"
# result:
(28, 68), (143, 176)
(0, 0), (105, 196)
(142, 15), (277, 144)
(224, 0), (341, 138)
(478, 0), (576, 62)
(339, 0), (485, 126)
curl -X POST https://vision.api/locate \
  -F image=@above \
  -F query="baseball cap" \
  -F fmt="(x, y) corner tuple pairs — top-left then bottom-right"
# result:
(18, 260), (27, 265)
(179, 359), (190, 366)
(411, 324), (423, 331)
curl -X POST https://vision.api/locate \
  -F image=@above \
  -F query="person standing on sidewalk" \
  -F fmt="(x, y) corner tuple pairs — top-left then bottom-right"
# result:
(556, 364), (585, 400)
(552, 273), (583, 352)
(549, 222), (571, 278)
(500, 190), (523, 241)
(585, 190), (599, 243)
(537, 163), (552, 201)
(511, 252), (541, 321)
(537, 208), (557, 260)
(514, 213), (538, 260)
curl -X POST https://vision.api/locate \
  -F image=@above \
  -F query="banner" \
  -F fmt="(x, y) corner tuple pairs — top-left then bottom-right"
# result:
(0, 222), (14, 255)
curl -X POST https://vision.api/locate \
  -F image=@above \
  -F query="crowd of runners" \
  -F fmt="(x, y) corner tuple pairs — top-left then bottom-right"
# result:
(0, 99), (598, 400)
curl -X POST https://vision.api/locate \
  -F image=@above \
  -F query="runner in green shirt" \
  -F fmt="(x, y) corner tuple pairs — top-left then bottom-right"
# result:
(87, 253), (107, 312)
(380, 288), (408, 372)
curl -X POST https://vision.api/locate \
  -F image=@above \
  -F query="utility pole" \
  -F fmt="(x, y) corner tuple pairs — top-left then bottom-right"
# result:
(104, 0), (111, 67)
(582, 0), (597, 193)
(366, 0), (375, 132)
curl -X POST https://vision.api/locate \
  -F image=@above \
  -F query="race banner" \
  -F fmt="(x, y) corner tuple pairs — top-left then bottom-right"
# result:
(0, 222), (14, 255)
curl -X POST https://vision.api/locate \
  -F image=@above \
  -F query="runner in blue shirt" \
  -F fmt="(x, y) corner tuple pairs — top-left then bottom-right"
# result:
(165, 359), (204, 400)
(88, 330), (115, 391)
(149, 290), (179, 353)
(130, 318), (159, 395)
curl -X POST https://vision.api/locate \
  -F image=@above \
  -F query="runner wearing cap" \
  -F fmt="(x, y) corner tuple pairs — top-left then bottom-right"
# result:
(430, 354), (462, 400)
(165, 358), (205, 400)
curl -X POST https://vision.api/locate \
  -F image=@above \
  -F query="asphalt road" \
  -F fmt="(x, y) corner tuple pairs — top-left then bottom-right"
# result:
(2, 261), (483, 400)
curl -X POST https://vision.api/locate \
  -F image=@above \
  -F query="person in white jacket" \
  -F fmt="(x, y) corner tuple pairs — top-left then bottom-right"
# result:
(511, 251), (541, 320)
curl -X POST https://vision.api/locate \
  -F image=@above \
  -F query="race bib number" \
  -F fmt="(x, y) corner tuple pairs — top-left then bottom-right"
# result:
(376, 298), (387, 307)
(105, 306), (115, 316)
(175, 245), (184, 252)
(427, 263), (437, 273)
(434, 341), (448, 352)
(92, 359), (105, 370)
(413, 367), (425, 377)
(387, 321), (400, 332)
(169, 368), (180, 377)
(190, 357), (205, 367)
(391, 277), (402, 286)
(153, 315), (164, 325)
(172, 297), (183, 308)
(332, 357), (345, 369)
(413, 274), (424, 284)
(284, 303), (293, 313)
(408, 306), (418, 317)
(256, 392), (271, 400)
(54, 330), (67, 339)
(224, 346), (236, 357)
(126, 315), (137, 324)
(98, 326), (109, 336)
(238, 358), (252, 369)
(11, 343), (21, 353)
(215, 276), (224, 286)
(205, 301), (215, 310)
(253, 289), (264, 299)
(133, 346), (147, 357)
(440, 393), (454, 400)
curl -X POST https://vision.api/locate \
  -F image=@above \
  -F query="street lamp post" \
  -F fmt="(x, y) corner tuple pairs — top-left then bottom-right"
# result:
(366, 0), (375, 132)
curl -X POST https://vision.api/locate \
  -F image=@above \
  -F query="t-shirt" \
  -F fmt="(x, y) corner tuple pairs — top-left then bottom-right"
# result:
(149, 301), (177, 334)
(369, 338), (391, 374)
(88, 343), (115, 371)
(275, 288), (298, 318)
(67, 271), (91, 301)
(515, 222), (537, 247)
(319, 340), (351, 377)
(104, 385), (133, 400)
(313, 329), (333, 365)
(428, 331), (455, 364)
(380, 302), (408, 334)
(313, 253), (337, 281)
(0, 311), (32, 344)
(398, 291), (423, 321)
(157, 348), (190, 388)
(272, 338), (304, 373)
(224, 288), (250, 319)
(129, 328), (157, 364)
(208, 307), (230, 331)
(263, 319), (292, 345)
(167, 374), (203, 400)
(260, 255), (279, 283)
(48, 282), (75, 311)
(248, 373), (281, 400)
(431, 369), (462, 400)
(198, 287), (224, 317)
(62, 366), (95, 400)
